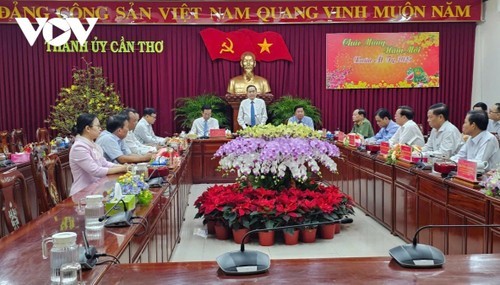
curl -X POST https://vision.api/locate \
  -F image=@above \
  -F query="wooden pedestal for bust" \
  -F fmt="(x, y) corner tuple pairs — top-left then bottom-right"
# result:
(225, 93), (274, 132)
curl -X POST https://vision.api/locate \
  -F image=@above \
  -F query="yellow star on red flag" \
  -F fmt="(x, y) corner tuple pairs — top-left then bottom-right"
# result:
(258, 38), (273, 54)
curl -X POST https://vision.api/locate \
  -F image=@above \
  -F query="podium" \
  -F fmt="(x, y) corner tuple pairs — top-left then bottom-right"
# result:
(225, 93), (274, 132)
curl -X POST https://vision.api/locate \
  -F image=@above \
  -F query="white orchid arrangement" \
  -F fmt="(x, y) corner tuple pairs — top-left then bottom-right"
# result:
(215, 127), (340, 187)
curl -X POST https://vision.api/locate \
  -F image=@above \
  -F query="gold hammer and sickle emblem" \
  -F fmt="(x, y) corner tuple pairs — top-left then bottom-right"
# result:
(220, 38), (234, 54)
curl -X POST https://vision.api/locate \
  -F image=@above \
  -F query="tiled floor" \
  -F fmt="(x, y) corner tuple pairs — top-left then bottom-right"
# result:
(171, 184), (405, 262)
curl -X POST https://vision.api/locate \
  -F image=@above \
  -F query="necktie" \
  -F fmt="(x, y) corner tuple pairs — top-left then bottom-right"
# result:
(250, 101), (256, 127)
(298, 119), (302, 124)
(203, 120), (208, 137)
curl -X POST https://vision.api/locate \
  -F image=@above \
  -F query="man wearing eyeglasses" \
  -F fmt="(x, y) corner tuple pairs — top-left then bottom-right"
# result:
(135, 107), (167, 145)
(487, 103), (500, 134)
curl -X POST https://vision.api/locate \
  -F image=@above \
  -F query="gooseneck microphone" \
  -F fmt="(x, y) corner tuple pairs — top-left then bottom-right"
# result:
(390, 223), (500, 269)
(412, 224), (500, 247)
(216, 217), (354, 275)
(98, 198), (127, 222)
(240, 218), (354, 252)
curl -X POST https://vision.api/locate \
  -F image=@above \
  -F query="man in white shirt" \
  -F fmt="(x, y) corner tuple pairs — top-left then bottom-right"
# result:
(189, 105), (219, 138)
(451, 110), (499, 171)
(421, 103), (462, 158)
(237, 85), (268, 129)
(134, 107), (167, 145)
(122, 108), (157, 155)
(487, 103), (500, 134)
(389, 105), (425, 147)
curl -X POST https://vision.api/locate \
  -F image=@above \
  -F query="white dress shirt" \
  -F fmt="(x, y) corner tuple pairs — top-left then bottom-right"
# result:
(237, 98), (268, 129)
(389, 120), (425, 147)
(487, 119), (500, 134)
(421, 121), (462, 158)
(451, 130), (500, 171)
(124, 130), (156, 155)
(189, 117), (219, 137)
(134, 117), (165, 145)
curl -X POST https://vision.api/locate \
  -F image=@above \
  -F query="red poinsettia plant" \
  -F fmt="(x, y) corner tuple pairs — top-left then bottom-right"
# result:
(194, 183), (355, 232)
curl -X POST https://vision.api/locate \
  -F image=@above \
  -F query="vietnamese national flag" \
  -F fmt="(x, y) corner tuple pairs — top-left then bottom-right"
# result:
(200, 28), (292, 62)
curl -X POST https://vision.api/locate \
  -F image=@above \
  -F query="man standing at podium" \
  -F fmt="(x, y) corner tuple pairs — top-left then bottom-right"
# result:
(237, 85), (267, 129)
(189, 105), (219, 138)
(227, 52), (271, 95)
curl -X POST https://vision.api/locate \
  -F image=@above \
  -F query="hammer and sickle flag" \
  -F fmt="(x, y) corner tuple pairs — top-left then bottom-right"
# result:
(200, 28), (292, 62)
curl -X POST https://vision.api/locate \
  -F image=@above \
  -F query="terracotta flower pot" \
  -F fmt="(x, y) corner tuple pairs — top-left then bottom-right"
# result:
(319, 224), (335, 239)
(258, 231), (275, 246)
(206, 220), (215, 235)
(283, 229), (299, 245)
(300, 227), (317, 243)
(335, 223), (341, 234)
(232, 228), (250, 244)
(214, 223), (229, 240)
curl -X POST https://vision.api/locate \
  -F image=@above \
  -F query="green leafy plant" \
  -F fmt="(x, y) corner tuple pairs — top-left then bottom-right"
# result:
(173, 93), (229, 130)
(268, 96), (322, 128)
(48, 61), (124, 136)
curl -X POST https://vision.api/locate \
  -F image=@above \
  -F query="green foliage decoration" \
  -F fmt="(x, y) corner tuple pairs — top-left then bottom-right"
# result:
(268, 96), (322, 128)
(174, 93), (229, 130)
(48, 62), (124, 136)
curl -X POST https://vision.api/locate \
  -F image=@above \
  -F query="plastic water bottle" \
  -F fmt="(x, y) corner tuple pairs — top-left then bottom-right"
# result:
(84, 195), (104, 246)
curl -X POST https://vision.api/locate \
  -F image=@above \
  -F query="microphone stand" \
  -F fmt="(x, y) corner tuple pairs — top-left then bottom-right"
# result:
(216, 217), (354, 275)
(98, 198), (127, 222)
(390, 223), (500, 268)
(412, 224), (500, 247)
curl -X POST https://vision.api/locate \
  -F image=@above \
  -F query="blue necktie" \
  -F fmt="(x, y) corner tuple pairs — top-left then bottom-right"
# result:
(298, 119), (302, 124)
(203, 120), (208, 137)
(250, 101), (256, 127)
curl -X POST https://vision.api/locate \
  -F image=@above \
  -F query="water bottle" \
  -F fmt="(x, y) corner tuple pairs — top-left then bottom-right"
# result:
(42, 232), (79, 284)
(84, 195), (104, 246)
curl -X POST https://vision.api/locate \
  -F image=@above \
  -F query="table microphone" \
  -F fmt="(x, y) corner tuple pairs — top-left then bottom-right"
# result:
(389, 223), (500, 269)
(98, 198), (127, 222)
(98, 198), (133, 227)
(216, 217), (353, 276)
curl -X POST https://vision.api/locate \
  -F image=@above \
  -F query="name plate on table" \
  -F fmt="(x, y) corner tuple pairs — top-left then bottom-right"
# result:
(380, 141), (390, 155)
(209, 129), (226, 137)
(336, 131), (345, 142)
(399, 145), (412, 162)
(348, 134), (357, 147)
(456, 159), (477, 182)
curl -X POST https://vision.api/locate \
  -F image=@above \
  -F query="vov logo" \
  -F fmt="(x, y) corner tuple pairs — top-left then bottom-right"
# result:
(15, 18), (98, 47)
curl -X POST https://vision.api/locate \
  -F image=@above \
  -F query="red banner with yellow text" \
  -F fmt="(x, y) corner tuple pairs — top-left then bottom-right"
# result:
(200, 28), (292, 62)
(0, 0), (482, 24)
(326, 32), (440, 89)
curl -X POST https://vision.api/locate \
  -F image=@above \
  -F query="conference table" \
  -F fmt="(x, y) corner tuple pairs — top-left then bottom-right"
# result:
(99, 254), (500, 284)
(2, 138), (500, 284)
(0, 146), (192, 284)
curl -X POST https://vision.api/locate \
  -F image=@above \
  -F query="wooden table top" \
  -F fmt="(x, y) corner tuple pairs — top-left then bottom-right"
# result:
(0, 174), (165, 285)
(98, 254), (500, 284)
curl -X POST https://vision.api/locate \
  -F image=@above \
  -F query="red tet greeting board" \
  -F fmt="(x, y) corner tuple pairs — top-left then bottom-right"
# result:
(456, 159), (477, 182)
(348, 134), (357, 147)
(326, 32), (439, 89)
(399, 145), (412, 162)
(380, 142), (390, 155)
(336, 131), (346, 142)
